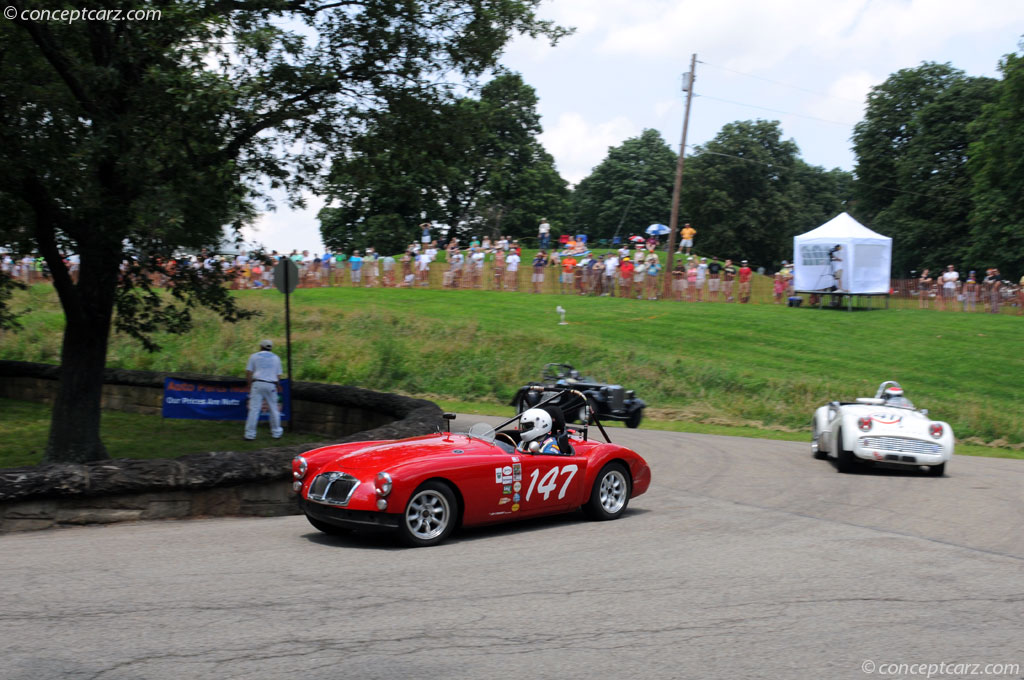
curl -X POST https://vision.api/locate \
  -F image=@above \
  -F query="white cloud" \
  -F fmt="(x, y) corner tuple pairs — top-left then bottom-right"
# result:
(242, 192), (326, 255)
(540, 113), (640, 185)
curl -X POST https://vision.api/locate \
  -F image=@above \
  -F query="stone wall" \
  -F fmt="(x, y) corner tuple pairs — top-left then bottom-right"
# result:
(0, 360), (443, 532)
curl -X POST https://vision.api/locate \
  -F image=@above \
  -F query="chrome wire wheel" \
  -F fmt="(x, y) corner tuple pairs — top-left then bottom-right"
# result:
(598, 469), (628, 514)
(404, 488), (451, 541)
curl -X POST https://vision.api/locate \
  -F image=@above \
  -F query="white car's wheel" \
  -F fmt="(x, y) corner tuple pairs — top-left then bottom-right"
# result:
(834, 429), (858, 473)
(927, 462), (946, 477)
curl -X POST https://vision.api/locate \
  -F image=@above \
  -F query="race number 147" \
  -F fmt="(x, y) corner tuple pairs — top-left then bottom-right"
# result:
(526, 465), (578, 502)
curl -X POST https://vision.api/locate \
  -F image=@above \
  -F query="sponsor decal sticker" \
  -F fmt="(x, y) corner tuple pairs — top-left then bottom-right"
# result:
(502, 485), (511, 494)
(499, 497), (511, 505)
(502, 465), (513, 476)
(511, 456), (519, 463)
(512, 463), (522, 481)
(513, 481), (521, 492)
(495, 467), (503, 483)
(502, 474), (514, 484)
(511, 503), (520, 512)
(513, 493), (520, 502)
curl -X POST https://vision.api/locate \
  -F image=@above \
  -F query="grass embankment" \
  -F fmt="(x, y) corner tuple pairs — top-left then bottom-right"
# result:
(2, 284), (1022, 461)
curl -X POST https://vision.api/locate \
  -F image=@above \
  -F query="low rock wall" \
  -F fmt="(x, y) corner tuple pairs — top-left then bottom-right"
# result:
(0, 361), (443, 532)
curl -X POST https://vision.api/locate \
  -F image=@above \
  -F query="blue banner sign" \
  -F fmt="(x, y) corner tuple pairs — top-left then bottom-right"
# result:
(162, 377), (290, 421)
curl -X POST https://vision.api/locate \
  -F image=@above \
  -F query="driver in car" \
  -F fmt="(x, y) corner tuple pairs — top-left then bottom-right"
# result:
(517, 408), (561, 454)
(881, 383), (913, 408)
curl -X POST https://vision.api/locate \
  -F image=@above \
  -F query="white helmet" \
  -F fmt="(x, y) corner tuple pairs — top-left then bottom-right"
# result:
(883, 384), (904, 400)
(519, 408), (553, 443)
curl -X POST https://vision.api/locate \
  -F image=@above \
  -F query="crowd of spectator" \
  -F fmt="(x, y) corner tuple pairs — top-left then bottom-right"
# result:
(912, 265), (1018, 314)
(4, 242), (1023, 314)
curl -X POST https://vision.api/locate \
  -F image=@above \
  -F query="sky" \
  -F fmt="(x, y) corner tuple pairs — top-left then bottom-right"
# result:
(240, 0), (1024, 254)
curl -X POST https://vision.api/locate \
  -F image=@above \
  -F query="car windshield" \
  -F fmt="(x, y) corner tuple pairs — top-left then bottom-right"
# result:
(884, 396), (915, 409)
(465, 422), (496, 443)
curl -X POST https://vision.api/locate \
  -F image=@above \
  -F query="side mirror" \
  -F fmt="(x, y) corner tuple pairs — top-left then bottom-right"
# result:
(920, 409), (929, 416)
(442, 412), (456, 433)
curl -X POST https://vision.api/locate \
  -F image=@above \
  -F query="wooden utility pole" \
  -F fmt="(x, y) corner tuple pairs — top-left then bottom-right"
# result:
(663, 53), (697, 299)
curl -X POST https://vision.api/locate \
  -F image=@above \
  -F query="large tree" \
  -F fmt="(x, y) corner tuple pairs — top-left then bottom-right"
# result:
(967, 46), (1024, 275)
(567, 129), (677, 241)
(679, 120), (851, 266)
(852, 63), (996, 275)
(319, 73), (568, 253)
(0, 1), (567, 463)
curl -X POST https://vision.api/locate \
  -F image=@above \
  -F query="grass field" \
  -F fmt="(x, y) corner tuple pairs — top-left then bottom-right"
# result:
(0, 398), (325, 468)
(2, 283), (1022, 458)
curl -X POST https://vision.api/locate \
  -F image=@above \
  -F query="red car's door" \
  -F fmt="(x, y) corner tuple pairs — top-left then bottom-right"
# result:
(518, 452), (587, 516)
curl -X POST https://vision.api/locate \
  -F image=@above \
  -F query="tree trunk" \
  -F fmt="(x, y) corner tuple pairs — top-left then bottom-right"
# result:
(42, 252), (119, 464)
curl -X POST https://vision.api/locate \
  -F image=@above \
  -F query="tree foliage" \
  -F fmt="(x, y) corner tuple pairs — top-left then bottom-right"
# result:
(851, 63), (997, 275)
(567, 129), (677, 241)
(679, 120), (852, 266)
(0, 1), (567, 462)
(319, 73), (568, 254)
(967, 48), (1024, 274)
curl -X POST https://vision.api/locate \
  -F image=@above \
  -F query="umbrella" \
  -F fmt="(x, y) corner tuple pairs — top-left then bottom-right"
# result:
(646, 223), (670, 236)
(628, 235), (646, 243)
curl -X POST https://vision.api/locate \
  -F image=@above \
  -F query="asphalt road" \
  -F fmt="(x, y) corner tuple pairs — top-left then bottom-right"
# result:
(2, 418), (1021, 680)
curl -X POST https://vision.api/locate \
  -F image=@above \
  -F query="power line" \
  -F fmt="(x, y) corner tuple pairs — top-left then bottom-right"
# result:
(698, 60), (864, 105)
(695, 93), (858, 127)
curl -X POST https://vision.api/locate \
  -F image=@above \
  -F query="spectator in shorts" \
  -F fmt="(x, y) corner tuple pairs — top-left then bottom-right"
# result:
(420, 223), (431, 248)
(349, 250), (363, 285)
(620, 256), (635, 298)
(983, 268), (1001, 313)
(722, 259), (736, 302)
(738, 260), (753, 303)
(399, 251), (413, 286)
(531, 251), (548, 293)
(644, 253), (661, 300)
(506, 249), (521, 290)
(939, 264), (959, 311)
(560, 253), (577, 294)
(680, 223), (696, 255)
(695, 257), (708, 302)
(416, 248), (431, 286)
(591, 256), (605, 295)
(364, 247), (379, 287)
(381, 253), (395, 287)
(603, 252), (618, 296)
(773, 272), (786, 304)
(707, 257), (722, 301)
(671, 259), (686, 301)
(493, 248), (506, 290)
(962, 271), (977, 312)
(470, 247), (486, 288)
(918, 269), (934, 309)
(686, 259), (698, 302)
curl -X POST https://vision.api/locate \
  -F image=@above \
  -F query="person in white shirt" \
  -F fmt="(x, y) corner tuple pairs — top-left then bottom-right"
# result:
(417, 250), (432, 285)
(244, 339), (284, 440)
(506, 251), (521, 290)
(940, 264), (959, 311)
(604, 254), (619, 296)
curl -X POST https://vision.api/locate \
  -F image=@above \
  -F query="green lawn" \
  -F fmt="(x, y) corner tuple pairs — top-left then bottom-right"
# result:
(0, 398), (326, 468)
(2, 284), (1022, 460)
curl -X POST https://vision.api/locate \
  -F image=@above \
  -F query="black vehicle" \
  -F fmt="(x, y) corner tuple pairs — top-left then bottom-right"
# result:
(510, 363), (646, 428)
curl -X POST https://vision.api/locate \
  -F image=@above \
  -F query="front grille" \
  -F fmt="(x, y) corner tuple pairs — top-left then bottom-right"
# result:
(605, 385), (625, 411)
(860, 436), (940, 455)
(307, 472), (360, 506)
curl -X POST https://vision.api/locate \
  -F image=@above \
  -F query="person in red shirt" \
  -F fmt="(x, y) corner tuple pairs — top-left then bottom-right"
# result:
(619, 257), (635, 298)
(560, 255), (577, 294)
(738, 260), (753, 303)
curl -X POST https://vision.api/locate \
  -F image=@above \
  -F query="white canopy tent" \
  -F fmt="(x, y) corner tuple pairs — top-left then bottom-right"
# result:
(793, 213), (892, 294)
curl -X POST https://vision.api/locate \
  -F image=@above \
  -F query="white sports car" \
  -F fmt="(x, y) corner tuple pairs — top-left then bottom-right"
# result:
(812, 381), (954, 475)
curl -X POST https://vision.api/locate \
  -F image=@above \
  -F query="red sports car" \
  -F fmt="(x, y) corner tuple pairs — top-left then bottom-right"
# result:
(292, 394), (651, 547)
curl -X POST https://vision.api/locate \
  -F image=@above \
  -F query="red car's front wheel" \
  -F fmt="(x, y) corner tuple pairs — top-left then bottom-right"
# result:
(399, 481), (459, 547)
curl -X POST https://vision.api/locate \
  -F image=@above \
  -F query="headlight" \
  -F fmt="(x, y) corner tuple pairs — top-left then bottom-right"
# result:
(375, 471), (393, 497)
(857, 416), (872, 432)
(292, 456), (308, 480)
(929, 423), (943, 439)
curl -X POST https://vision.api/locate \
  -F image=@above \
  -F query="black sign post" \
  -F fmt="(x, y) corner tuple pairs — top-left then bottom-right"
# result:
(273, 259), (299, 431)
